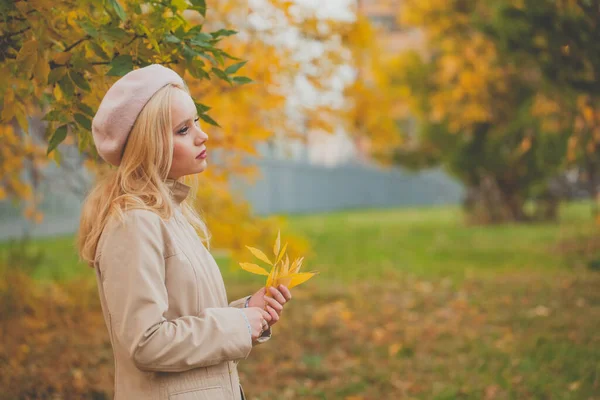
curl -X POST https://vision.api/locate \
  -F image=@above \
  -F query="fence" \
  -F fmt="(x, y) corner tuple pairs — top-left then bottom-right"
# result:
(234, 158), (463, 215)
(0, 158), (463, 241)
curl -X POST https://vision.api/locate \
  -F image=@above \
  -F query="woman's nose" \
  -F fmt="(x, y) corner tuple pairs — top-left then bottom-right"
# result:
(195, 129), (208, 144)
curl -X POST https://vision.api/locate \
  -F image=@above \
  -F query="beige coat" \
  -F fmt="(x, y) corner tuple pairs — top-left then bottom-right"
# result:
(92, 179), (270, 400)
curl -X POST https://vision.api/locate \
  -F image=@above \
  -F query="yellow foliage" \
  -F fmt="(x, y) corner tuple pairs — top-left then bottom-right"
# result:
(396, 1), (521, 136)
(239, 230), (318, 294)
(1, 0), (317, 256)
(342, 15), (403, 163)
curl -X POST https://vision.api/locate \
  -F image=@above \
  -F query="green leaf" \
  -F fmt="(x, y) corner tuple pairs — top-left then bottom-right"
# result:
(182, 44), (201, 62)
(89, 42), (109, 60)
(74, 113), (92, 130)
(78, 102), (95, 117)
(213, 51), (224, 66)
(190, 33), (213, 47)
(220, 50), (242, 61)
(194, 102), (211, 114)
(189, 0), (206, 16)
(109, 0), (127, 21)
(69, 71), (91, 92)
(233, 76), (253, 85)
(58, 75), (75, 99)
(78, 20), (99, 38)
(187, 25), (204, 36)
(48, 67), (66, 85)
(42, 110), (67, 122)
(225, 61), (247, 75)
(47, 125), (68, 155)
(199, 113), (220, 127)
(106, 55), (133, 76)
(165, 34), (181, 43)
(211, 29), (237, 38)
(211, 67), (231, 83)
(188, 64), (209, 79)
(194, 32), (213, 42)
(102, 26), (127, 41)
(198, 52), (216, 65)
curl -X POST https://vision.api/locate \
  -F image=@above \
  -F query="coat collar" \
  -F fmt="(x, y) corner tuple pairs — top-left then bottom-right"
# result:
(164, 178), (191, 205)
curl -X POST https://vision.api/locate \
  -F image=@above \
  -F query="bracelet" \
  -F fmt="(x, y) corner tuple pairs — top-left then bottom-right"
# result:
(244, 295), (251, 308)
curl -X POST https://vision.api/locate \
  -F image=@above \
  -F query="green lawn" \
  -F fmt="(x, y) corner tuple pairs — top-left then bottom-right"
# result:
(2, 200), (595, 284)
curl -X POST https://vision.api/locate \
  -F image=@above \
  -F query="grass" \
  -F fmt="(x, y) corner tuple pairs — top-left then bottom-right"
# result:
(286, 200), (597, 282)
(2, 200), (594, 283)
(1, 200), (599, 399)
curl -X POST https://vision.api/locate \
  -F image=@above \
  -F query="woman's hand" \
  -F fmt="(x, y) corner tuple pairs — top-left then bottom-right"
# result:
(248, 285), (292, 327)
(241, 307), (272, 342)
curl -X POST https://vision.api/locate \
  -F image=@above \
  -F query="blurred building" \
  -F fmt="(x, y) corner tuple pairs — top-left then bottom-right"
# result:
(359, 0), (424, 56)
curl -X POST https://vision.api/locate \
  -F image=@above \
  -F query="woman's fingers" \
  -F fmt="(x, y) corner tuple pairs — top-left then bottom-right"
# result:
(278, 285), (292, 301)
(243, 308), (272, 340)
(263, 295), (284, 312)
(258, 308), (272, 322)
(266, 305), (279, 323)
(269, 286), (287, 304)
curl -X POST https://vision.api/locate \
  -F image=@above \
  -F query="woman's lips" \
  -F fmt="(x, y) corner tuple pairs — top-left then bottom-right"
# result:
(196, 150), (207, 159)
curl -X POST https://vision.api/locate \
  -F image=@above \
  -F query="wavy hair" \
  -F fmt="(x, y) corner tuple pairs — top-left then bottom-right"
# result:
(77, 83), (210, 266)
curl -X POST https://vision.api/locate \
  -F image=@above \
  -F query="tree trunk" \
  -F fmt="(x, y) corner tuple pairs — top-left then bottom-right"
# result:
(463, 175), (534, 224)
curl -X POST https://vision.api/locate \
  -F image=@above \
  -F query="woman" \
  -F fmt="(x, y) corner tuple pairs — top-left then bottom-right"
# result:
(77, 64), (292, 400)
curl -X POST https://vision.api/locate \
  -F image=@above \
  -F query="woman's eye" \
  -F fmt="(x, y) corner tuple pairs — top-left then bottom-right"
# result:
(177, 117), (199, 134)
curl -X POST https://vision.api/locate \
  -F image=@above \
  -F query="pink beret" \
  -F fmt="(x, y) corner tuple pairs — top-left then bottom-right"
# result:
(92, 64), (185, 166)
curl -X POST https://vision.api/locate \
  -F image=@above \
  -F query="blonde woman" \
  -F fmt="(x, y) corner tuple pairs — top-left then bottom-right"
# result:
(77, 64), (292, 400)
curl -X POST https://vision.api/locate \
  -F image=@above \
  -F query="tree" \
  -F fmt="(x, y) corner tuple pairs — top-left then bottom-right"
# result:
(0, 0), (312, 260)
(0, 0), (249, 207)
(483, 0), (600, 216)
(390, 0), (569, 223)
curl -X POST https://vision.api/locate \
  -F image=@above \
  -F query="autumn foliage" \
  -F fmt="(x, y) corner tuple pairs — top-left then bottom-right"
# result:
(239, 230), (318, 294)
(390, 0), (600, 223)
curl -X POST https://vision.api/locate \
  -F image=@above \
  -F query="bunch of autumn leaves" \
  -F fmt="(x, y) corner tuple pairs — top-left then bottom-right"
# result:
(240, 231), (318, 295)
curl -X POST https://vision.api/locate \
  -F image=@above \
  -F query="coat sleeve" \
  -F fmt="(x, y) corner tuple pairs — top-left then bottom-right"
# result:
(228, 296), (250, 309)
(97, 210), (253, 373)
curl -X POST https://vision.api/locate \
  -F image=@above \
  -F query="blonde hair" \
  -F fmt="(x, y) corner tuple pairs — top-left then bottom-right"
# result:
(77, 83), (210, 266)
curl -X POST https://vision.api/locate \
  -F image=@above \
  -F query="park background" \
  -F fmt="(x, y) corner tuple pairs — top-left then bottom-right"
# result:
(1, 0), (599, 399)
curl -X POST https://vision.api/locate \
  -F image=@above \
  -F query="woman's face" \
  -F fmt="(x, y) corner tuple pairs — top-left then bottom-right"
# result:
(167, 89), (209, 179)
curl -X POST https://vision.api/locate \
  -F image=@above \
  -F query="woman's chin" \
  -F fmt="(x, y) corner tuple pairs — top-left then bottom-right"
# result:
(196, 159), (208, 173)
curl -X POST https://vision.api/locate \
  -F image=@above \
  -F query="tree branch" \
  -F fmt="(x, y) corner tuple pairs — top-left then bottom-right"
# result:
(63, 35), (91, 52)
(2, 26), (31, 39)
